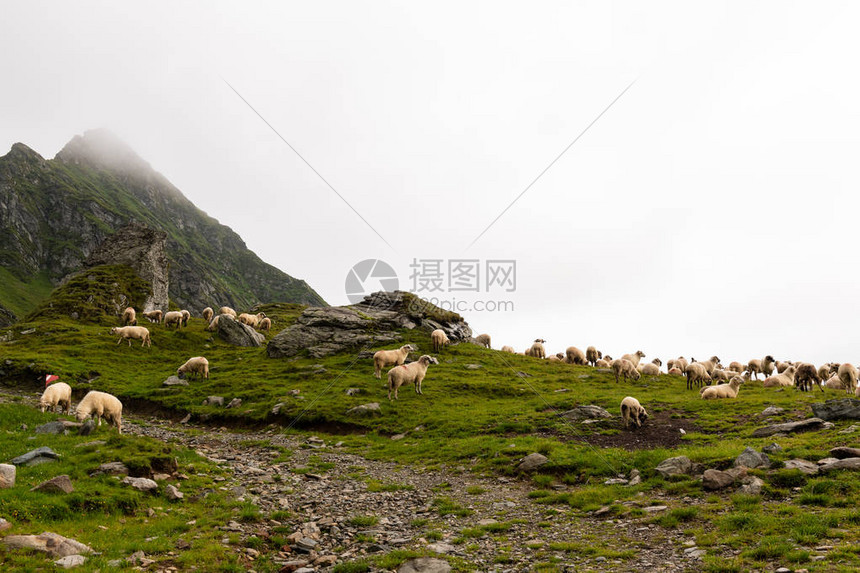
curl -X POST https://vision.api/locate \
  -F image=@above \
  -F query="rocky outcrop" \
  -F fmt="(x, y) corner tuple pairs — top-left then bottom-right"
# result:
(216, 315), (265, 347)
(267, 291), (472, 359)
(752, 418), (827, 437)
(82, 222), (168, 311)
(811, 398), (860, 421)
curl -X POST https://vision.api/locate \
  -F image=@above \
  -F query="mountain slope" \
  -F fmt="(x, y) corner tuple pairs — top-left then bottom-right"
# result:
(0, 129), (325, 322)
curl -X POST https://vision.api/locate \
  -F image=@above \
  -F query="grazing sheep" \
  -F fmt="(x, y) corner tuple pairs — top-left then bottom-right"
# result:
(694, 356), (721, 377)
(674, 357), (689, 372)
(621, 350), (646, 367)
(547, 353), (565, 362)
(838, 363), (859, 394)
(763, 365), (797, 388)
(620, 396), (648, 429)
(818, 362), (839, 381)
(701, 375), (744, 399)
(586, 346), (602, 367)
(824, 373), (845, 390)
(164, 311), (184, 329)
(728, 361), (745, 374)
(526, 339), (546, 359)
(258, 317), (272, 331)
(202, 307), (214, 323)
(748, 355), (775, 380)
(110, 326), (151, 347)
(219, 306), (237, 318)
(76, 390), (123, 434)
(238, 312), (266, 328)
(595, 359), (611, 368)
(776, 361), (793, 374)
(611, 358), (641, 383)
(640, 362), (661, 376)
(206, 314), (222, 332)
(122, 307), (137, 326)
(685, 362), (711, 390)
(667, 366), (684, 376)
(40, 382), (72, 414)
(431, 329), (450, 353)
(142, 310), (163, 324)
(565, 346), (587, 365)
(387, 355), (439, 400)
(180, 309), (191, 327)
(761, 355), (777, 378)
(710, 369), (731, 382)
(177, 356), (210, 380)
(794, 362), (823, 392)
(501, 345), (515, 353)
(475, 334), (491, 348)
(373, 344), (415, 379)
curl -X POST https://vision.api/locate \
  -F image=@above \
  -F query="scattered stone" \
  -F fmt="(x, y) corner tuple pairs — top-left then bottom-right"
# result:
(775, 568), (791, 573)
(560, 405), (612, 421)
(762, 443), (783, 454)
(830, 446), (860, 459)
(163, 376), (189, 387)
(818, 457), (839, 465)
(761, 406), (785, 417)
(0, 463), (15, 488)
(398, 557), (453, 573)
(594, 506), (611, 516)
(642, 506), (668, 513)
(78, 420), (96, 436)
(347, 403), (382, 417)
(734, 447), (771, 469)
(628, 469), (642, 486)
(32, 475), (73, 494)
(811, 398), (860, 421)
(2, 532), (92, 557)
(89, 461), (129, 476)
(203, 396), (224, 407)
(517, 453), (548, 472)
(604, 478), (629, 485)
(752, 418), (826, 438)
(122, 476), (158, 492)
(226, 398), (242, 409)
(54, 555), (86, 568)
(73, 440), (105, 449)
(702, 469), (736, 491)
(294, 538), (318, 552)
(655, 456), (693, 478)
(217, 314), (266, 347)
(839, 424), (860, 434)
(783, 459), (819, 475)
(737, 476), (764, 495)
(345, 388), (362, 396)
(180, 413), (192, 424)
(34, 421), (68, 434)
(271, 402), (286, 415)
(391, 434), (406, 441)
(819, 457), (860, 473)
(165, 484), (184, 500)
(426, 542), (456, 554)
(0, 518), (11, 532)
(11, 446), (60, 466)
(464, 364), (482, 370)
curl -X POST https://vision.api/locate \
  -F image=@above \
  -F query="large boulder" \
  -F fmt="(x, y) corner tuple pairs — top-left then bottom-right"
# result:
(11, 447), (60, 466)
(560, 405), (612, 421)
(267, 291), (472, 359)
(734, 447), (771, 469)
(517, 453), (549, 472)
(217, 315), (265, 347)
(811, 399), (860, 421)
(655, 456), (693, 478)
(3, 532), (92, 557)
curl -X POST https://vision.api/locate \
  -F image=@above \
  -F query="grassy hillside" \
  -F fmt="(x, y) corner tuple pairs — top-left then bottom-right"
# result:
(3, 296), (860, 570)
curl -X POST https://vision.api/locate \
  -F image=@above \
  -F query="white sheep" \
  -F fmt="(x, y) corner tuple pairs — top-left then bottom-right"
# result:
(526, 339), (546, 359)
(728, 361), (745, 374)
(122, 307), (137, 326)
(838, 363), (859, 394)
(431, 329), (450, 353)
(595, 359), (611, 368)
(110, 326), (151, 347)
(40, 382), (72, 414)
(219, 306), (237, 318)
(373, 344), (415, 379)
(180, 309), (191, 327)
(776, 361), (793, 374)
(206, 314), (222, 332)
(685, 362), (711, 390)
(711, 369), (732, 382)
(748, 355), (775, 381)
(475, 334), (491, 348)
(763, 365), (797, 388)
(547, 353), (565, 362)
(694, 356), (721, 377)
(760, 354), (777, 378)
(258, 317), (272, 331)
(621, 350), (646, 367)
(75, 390), (123, 434)
(177, 356), (210, 380)
(640, 362), (661, 376)
(667, 366), (684, 376)
(238, 312), (266, 328)
(565, 346), (587, 365)
(818, 362), (838, 381)
(794, 362), (823, 392)
(611, 358), (641, 383)
(824, 373), (845, 390)
(387, 355), (439, 400)
(202, 307), (214, 323)
(142, 310), (163, 324)
(501, 345), (515, 353)
(620, 396), (648, 429)
(701, 375), (743, 399)
(586, 346), (602, 367)
(164, 311), (184, 329)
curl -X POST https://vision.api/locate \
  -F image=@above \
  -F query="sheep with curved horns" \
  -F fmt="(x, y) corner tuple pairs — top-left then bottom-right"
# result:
(387, 355), (439, 400)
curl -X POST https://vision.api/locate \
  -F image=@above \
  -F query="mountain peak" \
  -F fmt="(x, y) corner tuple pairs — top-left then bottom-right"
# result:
(5, 142), (46, 163)
(55, 129), (153, 175)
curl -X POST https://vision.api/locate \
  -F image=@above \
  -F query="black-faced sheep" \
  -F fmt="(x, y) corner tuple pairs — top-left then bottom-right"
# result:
(760, 355), (777, 378)
(620, 396), (648, 429)
(110, 326), (151, 347)
(564, 346), (587, 365)
(547, 353), (565, 362)
(611, 358), (641, 383)
(387, 355), (439, 400)
(122, 307), (137, 326)
(40, 382), (72, 414)
(76, 390), (123, 434)
(180, 309), (191, 327)
(794, 362), (823, 392)
(142, 310), (163, 324)
(373, 344), (415, 379)
(475, 334), (491, 348)
(701, 375), (744, 399)
(621, 351), (646, 367)
(586, 346), (602, 367)
(164, 311), (184, 329)
(431, 329), (450, 353)
(202, 307), (214, 323)
(177, 356), (210, 380)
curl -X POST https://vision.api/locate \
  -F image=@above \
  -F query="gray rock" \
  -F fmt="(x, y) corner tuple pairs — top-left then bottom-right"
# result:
(426, 542), (456, 554)
(163, 376), (189, 387)
(642, 505), (668, 513)
(165, 484), (184, 501)
(0, 517), (10, 532)
(830, 446), (860, 459)
(2, 532), (92, 557)
(89, 461), (129, 476)
(560, 405), (612, 421)
(737, 476), (764, 495)
(34, 421), (68, 435)
(347, 403), (382, 417)
(345, 388), (362, 396)
(464, 364), (482, 370)
(517, 453), (549, 472)
(74, 440), (105, 449)
(11, 446), (60, 466)
(819, 457), (860, 473)
(0, 463), (15, 488)
(216, 315), (265, 347)
(54, 554), (86, 568)
(122, 476), (158, 492)
(78, 420), (96, 436)
(271, 402), (287, 415)
(655, 456), (693, 478)
(294, 537), (318, 552)
(784, 459), (819, 475)
(761, 406), (785, 417)
(628, 469), (642, 486)
(762, 443), (783, 454)
(734, 447), (771, 469)
(203, 396), (224, 407)
(811, 398), (860, 421)
(604, 478), (629, 485)
(225, 398), (242, 409)
(702, 469), (736, 490)
(752, 418), (826, 438)
(398, 557), (453, 573)
(32, 475), (73, 494)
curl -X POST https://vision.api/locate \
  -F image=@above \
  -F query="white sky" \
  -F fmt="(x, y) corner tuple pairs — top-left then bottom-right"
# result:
(2, 1), (859, 366)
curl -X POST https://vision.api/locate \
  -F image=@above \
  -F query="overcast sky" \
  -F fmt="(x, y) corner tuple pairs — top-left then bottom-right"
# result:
(2, 1), (859, 366)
